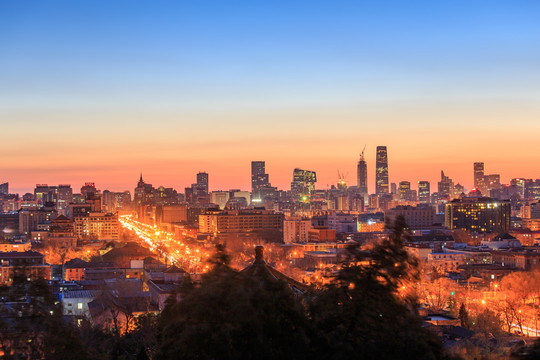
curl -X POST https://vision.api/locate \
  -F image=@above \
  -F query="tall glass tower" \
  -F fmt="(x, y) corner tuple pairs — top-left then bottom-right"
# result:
(196, 172), (209, 194)
(251, 161), (270, 199)
(474, 162), (485, 194)
(357, 148), (368, 197)
(376, 146), (389, 195)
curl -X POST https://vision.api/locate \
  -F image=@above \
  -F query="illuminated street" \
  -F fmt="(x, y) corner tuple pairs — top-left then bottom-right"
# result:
(119, 215), (210, 273)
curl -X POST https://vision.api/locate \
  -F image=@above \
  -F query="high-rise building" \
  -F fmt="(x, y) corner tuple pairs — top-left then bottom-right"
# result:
(454, 183), (465, 198)
(0, 183), (8, 195)
(474, 162), (486, 194)
(357, 149), (368, 197)
(251, 161), (265, 177)
(438, 171), (454, 199)
(196, 172), (209, 194)
(81, 182), (97, 198)
(210, 191), (230, 209)
(251, 161), (271, 200)
(418, 181), (431, 204)
(134, 174), (155, 218)
(525, 179), (540, 200)
(34, 184), (52, 206)
(511, 178), (526, 198)
(376, 146), (389, 195)
(445, 197), (511, 233)
(74, 212), (120, 240)
(399, 181), (411, 200)
(57, 185), (73, 216)
(484, 174), (501, 194)
(291, 168), (317, 196)
(198, 208), (284, 243)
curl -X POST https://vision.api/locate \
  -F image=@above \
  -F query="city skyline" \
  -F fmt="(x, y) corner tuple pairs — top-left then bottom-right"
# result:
(0, 151), (534, 195)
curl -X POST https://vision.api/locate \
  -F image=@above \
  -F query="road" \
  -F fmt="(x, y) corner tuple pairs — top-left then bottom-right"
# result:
(119, 215), (209, 273)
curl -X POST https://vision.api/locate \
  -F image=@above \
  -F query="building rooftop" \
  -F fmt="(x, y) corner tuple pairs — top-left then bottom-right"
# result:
(62, 289), (101, 299)
(0, 250), (44, 259)
(241, 246), (312, 295)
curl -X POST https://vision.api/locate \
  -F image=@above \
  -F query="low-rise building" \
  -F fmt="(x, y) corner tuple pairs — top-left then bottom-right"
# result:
(308, 227), (336, 243)
(492, 249), (540, 271)
(0, 251), (50, 285)
(64, 258), (90, 281)
(481, 232), (522, 250)
(0, 241), (31, 253)
(405, 243), (433, 261)
(445, 247), (492, 265)
(427, 252), (466, 272)
(283, 216), (312, 244)
(62, 289), (101, 317)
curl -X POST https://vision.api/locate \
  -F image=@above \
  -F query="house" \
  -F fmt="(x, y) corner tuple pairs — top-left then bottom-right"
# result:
(61, 289), (101, 317)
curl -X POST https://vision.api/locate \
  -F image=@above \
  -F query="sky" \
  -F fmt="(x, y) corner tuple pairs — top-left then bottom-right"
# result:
(1, 0), (539, 194)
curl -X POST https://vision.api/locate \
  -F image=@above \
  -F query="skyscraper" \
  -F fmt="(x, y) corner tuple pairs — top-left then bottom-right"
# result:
(251, 161), (269, 198)
(34, 184), (51, 206)
(357, 148), (368, 197)
(291, 168), (317, 196)
(474, 162), (486, 194)
(250, 161), (277, 201)
(376, 146), (389, 195)
(418, 181), (431, 204)
(398, 181), (411, 200)
(0, 182), (8, 195)
(196, 172), (209, 194)
(57, 184), (73, 216)
(251, 161), (265, 178)
(438, 171), (454, 199)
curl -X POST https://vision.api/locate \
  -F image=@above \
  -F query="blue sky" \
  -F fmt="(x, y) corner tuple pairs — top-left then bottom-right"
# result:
(1, 1), (539, 192)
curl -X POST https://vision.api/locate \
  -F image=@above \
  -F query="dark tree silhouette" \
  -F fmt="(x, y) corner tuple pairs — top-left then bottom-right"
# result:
(157, 245), (310, 360)
(308, 216), (446, 360)
(459, 303), (470, 328)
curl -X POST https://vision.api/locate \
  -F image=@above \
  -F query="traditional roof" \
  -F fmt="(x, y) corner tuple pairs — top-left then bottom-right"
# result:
(101, 242), (153, 261)
(492, 232), (518, 241)
(164, 265), (186, 274)
(53, 215), (70, 222)
(241, 245), (312, 295)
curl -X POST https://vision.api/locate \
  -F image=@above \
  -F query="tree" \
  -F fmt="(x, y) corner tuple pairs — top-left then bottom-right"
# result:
(369, 215), (419, 291)
(498, 271), (540, 334)
(474, 309), (504, 341)
(459, 303), (470, 328)
(157, 245), (311, 360)
(308, 216), (445, 360)
(41, 308), (91, 360)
